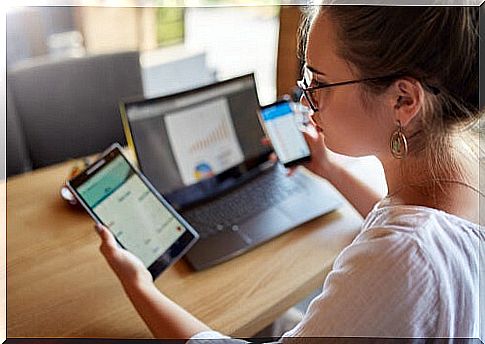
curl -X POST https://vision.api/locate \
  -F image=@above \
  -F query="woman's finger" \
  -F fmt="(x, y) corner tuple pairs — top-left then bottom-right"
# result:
(301, 124), (320, 141)
(260, 137), (271, 146)
(95, 223), (119, 253)
(302, 126), (326, 151)
(269, 152), (278, 162)
(286, 166), (298, 176)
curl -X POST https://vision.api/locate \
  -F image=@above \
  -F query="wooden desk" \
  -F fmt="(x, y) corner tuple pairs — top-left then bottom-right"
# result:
(6, 159), (366, 338)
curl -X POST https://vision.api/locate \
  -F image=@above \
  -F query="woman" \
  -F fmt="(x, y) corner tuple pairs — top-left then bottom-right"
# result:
(95, 6), (483, 339)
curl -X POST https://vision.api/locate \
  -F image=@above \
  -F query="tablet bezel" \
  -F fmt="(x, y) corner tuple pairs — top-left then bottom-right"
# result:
(67, 143), (199, 279)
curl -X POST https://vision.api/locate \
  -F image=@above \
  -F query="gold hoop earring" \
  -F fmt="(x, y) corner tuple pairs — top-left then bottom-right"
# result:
(390, 120), (408, 159)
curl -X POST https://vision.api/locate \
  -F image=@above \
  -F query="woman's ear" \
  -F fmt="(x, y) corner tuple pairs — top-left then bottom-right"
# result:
(391, 78), (425, 127)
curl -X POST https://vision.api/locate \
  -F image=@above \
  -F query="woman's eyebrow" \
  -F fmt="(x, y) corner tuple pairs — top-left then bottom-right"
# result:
(306, 64), (326, 76)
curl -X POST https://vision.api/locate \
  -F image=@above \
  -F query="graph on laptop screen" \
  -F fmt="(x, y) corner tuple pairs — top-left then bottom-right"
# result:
(164, 97), (245, 185)
(123, 74), (269, 199)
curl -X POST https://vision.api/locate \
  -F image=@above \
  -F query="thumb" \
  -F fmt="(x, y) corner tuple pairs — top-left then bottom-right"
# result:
(95, 223), (119, 252)
(301, 125), (325, 146)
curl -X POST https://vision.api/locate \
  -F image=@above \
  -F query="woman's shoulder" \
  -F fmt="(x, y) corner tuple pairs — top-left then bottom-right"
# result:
(360, 200), (483, 241)
(338, 202), (484, 286)
(335, 211), (433, 276)
(286, 203), (483, 338)
(290, 208), (444, 337)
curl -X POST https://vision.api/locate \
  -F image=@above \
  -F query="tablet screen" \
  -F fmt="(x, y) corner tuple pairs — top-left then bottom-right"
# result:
(76, 154), (187, 267)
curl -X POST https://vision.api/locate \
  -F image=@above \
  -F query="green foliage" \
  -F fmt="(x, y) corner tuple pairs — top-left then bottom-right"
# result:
(156, 7), (185, 47)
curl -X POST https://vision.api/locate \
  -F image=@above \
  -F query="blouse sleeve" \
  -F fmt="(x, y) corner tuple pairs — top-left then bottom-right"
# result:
(187, 330), (250, 344)
(189, 226), (439, 342)
(282, 227), (439, 338)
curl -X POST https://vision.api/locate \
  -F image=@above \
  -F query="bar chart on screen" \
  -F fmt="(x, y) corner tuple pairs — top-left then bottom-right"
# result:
(164, 98), (244, 185)
(189, 118), (232, 154)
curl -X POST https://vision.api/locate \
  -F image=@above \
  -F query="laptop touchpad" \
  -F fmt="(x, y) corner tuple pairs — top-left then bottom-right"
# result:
(239, 207), (294, 243)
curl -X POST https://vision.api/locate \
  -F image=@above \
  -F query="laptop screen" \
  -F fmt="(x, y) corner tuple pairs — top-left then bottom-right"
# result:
(122, 74), (271, 208)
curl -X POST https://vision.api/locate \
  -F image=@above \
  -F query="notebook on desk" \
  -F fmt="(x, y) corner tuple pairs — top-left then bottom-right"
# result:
(120, 74), (341, 270)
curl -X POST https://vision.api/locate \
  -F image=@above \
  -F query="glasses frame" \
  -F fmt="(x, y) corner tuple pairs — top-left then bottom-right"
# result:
(297, 67), (440, 113)
(297, 73), (399, 113)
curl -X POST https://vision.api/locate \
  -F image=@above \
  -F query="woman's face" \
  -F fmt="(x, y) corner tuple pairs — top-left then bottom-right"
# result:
(303, 12), (393, 157)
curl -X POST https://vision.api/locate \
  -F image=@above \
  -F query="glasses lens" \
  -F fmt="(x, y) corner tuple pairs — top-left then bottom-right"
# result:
(303, 67), (316, 87)
(296, 81), (317, 112)
(302, 68), (319, 111)
(303, 89), (317, 112)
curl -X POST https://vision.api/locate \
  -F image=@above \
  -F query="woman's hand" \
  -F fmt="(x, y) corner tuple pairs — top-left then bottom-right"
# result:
(294, 124), (335, 178)
(95, 223), (153, 289)
(262, 123), (335, 179)
(95, 224), (212, 339)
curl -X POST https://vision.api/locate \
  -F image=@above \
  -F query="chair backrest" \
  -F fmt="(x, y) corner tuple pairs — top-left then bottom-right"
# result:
(6, 86), (33, 177)
(7, 51), (144, 169)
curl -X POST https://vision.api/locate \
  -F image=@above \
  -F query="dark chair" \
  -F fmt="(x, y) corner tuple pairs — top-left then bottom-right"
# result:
(6, 87), (33, 177)
(7, 51), (144, 170)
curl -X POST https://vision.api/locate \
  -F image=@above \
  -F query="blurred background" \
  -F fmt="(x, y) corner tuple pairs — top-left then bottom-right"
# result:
(4, 3), (304, 179)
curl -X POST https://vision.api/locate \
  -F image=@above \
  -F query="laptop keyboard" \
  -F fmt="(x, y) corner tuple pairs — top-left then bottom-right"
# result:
(183, 167), (306, 239)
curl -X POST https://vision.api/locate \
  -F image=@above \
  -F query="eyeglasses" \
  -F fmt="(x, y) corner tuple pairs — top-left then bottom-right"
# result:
(297, 67), (401, 112)
(297, 66), (440, 113)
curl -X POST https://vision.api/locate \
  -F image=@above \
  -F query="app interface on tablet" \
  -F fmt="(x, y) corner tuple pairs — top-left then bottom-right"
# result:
(261, 102), (310, 164)
(77, 155), (186, 267)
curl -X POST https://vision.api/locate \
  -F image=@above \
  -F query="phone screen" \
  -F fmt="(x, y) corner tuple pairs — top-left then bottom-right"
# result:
(72, 154), (188, 268)
(260, 101), (311, 166)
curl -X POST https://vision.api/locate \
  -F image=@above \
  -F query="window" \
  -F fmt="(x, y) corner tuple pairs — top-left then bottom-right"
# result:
(156, 7), (185, 47)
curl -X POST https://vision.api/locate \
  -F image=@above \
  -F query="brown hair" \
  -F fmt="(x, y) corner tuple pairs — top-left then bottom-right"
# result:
(299, 6), (481, 187)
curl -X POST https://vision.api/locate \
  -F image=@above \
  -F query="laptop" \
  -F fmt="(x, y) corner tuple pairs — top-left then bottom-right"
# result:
(120, 74), (342, 270)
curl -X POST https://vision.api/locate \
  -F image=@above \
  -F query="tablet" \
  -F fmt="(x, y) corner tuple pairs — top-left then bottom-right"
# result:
(67, 143), (199, 278)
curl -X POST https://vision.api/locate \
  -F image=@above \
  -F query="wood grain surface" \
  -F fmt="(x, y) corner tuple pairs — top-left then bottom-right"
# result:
(6, 159), (363, 338)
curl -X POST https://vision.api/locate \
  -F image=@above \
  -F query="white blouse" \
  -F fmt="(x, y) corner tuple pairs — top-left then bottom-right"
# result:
(190, 202), (485, 341)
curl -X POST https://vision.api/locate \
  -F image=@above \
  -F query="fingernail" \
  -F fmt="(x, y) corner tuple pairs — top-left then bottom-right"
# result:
(95, 223), (104, 233)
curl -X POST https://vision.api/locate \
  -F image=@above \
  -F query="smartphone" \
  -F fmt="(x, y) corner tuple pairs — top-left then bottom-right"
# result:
(259, 100), (311, 168)
(67, 143), (199, 278)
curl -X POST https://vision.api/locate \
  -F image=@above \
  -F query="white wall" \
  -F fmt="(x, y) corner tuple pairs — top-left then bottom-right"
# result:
(184, 7), (279, 105)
